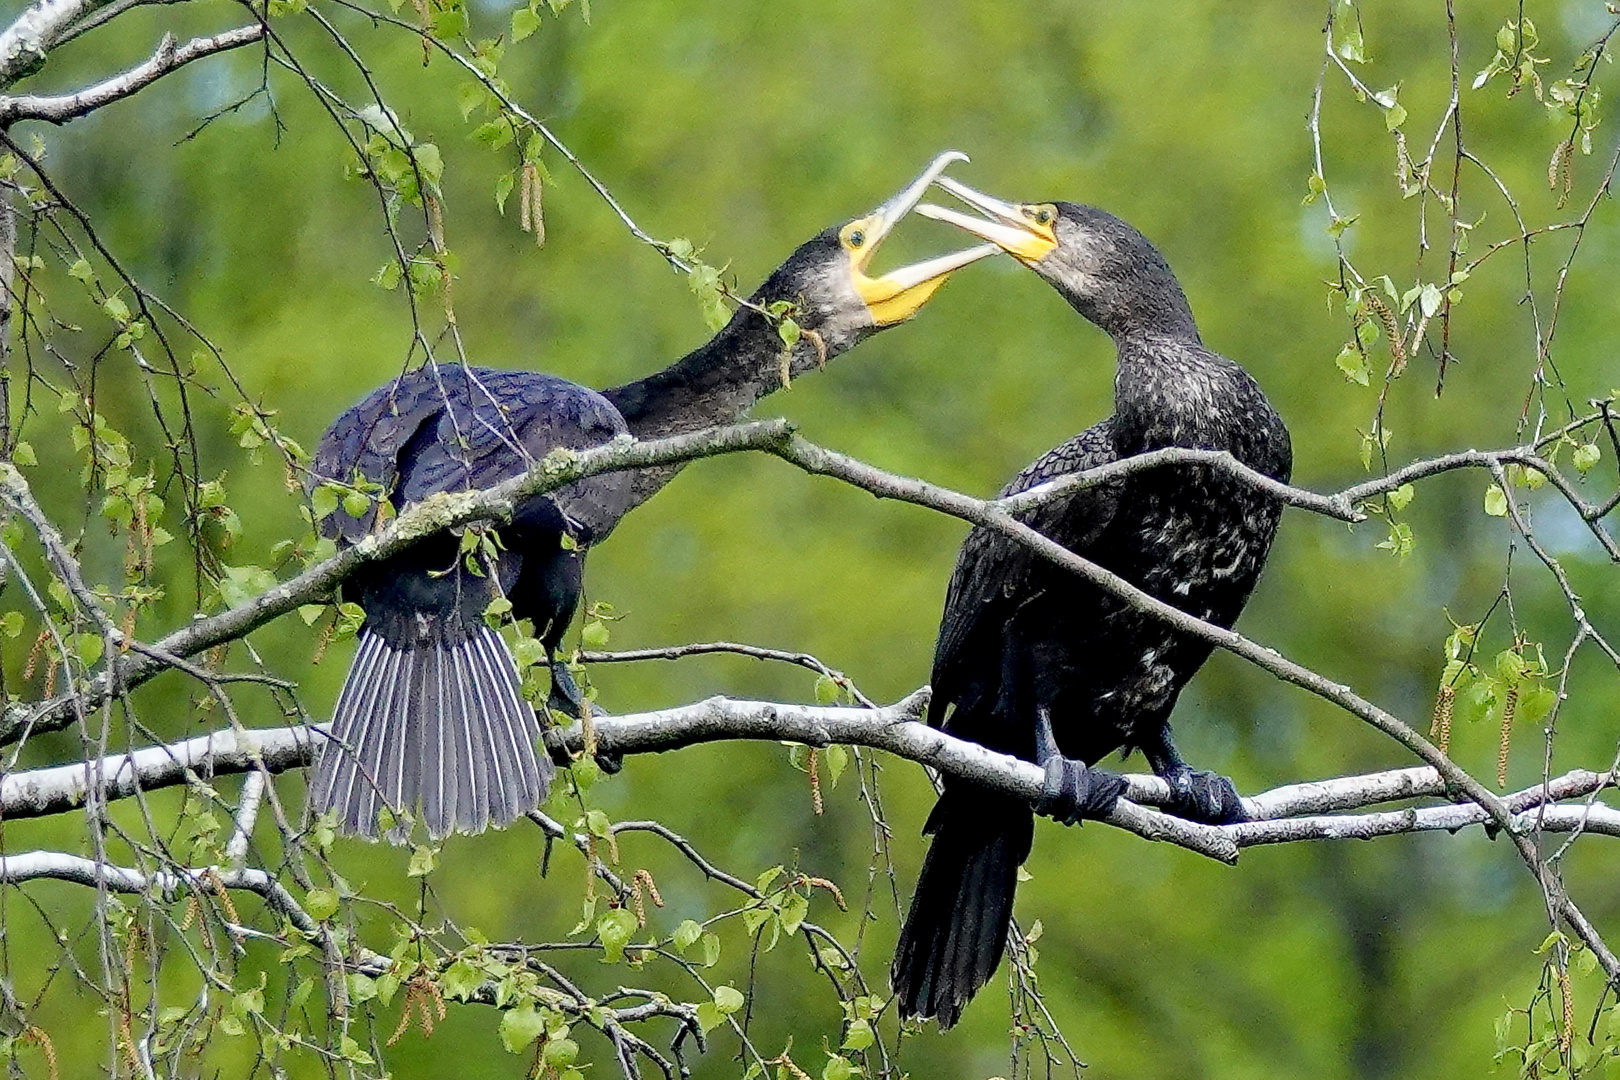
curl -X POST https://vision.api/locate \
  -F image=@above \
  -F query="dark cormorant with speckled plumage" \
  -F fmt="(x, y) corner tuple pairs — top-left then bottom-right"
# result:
(305, 153), (994, 842)
(889, 178), (1293, 1028)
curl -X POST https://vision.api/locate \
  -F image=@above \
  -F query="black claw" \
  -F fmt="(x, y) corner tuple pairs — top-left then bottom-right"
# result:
(1035, 756), (1127, 825)
(1161, 766), (1246, 824)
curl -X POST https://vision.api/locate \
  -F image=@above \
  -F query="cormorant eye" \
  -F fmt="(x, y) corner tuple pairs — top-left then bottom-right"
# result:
(1035, 208), (1052, 225)
(848, 230), (865, 248)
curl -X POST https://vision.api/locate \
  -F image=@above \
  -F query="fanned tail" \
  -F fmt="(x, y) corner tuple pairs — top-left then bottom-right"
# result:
(891, 786), (1033, 1029)
(310, 625), (553, 841)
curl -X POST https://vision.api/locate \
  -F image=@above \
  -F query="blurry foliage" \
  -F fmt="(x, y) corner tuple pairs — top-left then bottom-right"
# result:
(0, 0), (1618, 1078)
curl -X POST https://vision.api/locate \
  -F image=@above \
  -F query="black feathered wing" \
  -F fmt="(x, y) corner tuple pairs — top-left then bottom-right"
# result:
(308, 365), (631, 840)
(927, 420), (1122, 738)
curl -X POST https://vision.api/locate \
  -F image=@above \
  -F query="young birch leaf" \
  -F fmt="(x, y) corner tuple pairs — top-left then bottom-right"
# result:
(511, 5), (541, 40)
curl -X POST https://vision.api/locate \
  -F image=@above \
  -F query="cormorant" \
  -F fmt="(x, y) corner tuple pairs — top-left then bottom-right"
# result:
(889, 178), (1293, 1027)
(307, 152), (996, 842)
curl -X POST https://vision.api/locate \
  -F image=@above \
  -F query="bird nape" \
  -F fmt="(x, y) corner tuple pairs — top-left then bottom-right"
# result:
(890, 177), (1293, 1028)
(306, 151), (996, 843)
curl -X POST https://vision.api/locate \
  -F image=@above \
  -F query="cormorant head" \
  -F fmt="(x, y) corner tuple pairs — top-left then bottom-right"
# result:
(748, 151), (998, 356)
(917, 176), (1198, 342)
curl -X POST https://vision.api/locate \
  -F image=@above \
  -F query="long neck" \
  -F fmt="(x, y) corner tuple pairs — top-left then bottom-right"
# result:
(602, 305), (800, 440)
(589, 286), (841, 537)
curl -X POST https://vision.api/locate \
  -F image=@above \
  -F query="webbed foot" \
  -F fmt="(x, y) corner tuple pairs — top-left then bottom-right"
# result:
(1034, 755), (1128, 825)
(1159, 764), (1246, 824)
(1030, 704), (1126, 825)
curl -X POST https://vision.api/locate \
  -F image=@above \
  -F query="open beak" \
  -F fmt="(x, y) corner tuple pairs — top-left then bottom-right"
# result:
(850, 151), (1000, 326)
(916, 175), (1058, 264)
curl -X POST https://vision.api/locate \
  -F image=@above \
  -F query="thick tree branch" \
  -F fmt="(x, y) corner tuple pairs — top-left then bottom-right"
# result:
(0, 0), (112, 88)
(0, 24), (266, 125)
(0, 419), (794, 748)
(6, 701), (1616, 868)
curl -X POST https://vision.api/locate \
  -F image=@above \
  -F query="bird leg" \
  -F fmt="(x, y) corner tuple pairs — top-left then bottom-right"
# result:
(546, 657), (622, 774)
(1142, 728), (1246, 824)
(546, 658), (587, 718)
(1031, 705), (1127, 825)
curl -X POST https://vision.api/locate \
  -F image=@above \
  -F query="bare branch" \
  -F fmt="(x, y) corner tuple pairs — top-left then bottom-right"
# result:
(8, 698), (1616, 867)
(1, 724), (310, 819)
(0, 24), (266, 125)
(0, 0), (113, 88)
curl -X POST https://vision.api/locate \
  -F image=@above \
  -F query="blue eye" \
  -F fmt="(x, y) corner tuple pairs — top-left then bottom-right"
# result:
(848, 230), (865, 247)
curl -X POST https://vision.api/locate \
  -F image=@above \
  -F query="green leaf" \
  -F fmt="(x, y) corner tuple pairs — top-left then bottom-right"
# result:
(457, 81), (488, 120)
(700, 932), (721, 967)
(304, 887), (340, 921)
(823, 1054), (855, 1080)
(1418, 283), (1444, 318)
(695, 1001), (724, 1033)
(1483, 484), (1509, 517)
(511, 5), (541, 40)
(713, 984), (745, 1014)
(347, 974), (378, 1004)
(440, 958), (484, 1000)
(1387, 483), (1415, 512)
(413, 143), (444, 191)
(471, 120), (514, 151)
(776, 316), (801, 349)
(483, 595), (514, 628)
(0, 611), (24, 638)
(543, 1038), (579, 1067)
(1517, 685), (1557, 725)
(102, 294), (131, 324)
(1573, 442), (1601, 474)
(430, 2), (467, 37)
(779, 893), (809, 936)
(841, 1019), (873, 1051)
(407, 845), (438, 877)
(500, 1005), (547, 1053)
(813, 675), (840, 705)
(11, 441), (35, 466)
(67, 258), (94, 282)
(581, 619), (609, 648)
(342, 490), (371, 518)
(1375, 522), (1414, 558)
(77, 632), (104, 668)
(823, 744), (849, 787)
(596, 907), (638, 963)
(338, 1034), (374, 1065)
(1493, 650), (1526, 682)
(495, 170), (516, 214)
(372, 262), (402, 290)
(1334, 344), (1369, 386)
(673, 919), (703, 952)
(1336, 24), (1365, 63)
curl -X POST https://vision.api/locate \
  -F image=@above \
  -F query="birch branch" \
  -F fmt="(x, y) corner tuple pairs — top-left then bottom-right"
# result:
(4, 699), (1615, 866)
(0, 24), (266, 125)
(0, 0), (112, 87)
(0, 418), (795, 748)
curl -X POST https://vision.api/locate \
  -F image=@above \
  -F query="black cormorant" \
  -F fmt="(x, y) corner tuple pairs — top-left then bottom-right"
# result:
(308, 152), (996, 842)
(889, 177), (1292, 1027)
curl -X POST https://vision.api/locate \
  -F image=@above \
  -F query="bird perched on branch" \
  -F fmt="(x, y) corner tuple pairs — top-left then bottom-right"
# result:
(890, 176), (1292, 1027)
(307, 151), (995, 842)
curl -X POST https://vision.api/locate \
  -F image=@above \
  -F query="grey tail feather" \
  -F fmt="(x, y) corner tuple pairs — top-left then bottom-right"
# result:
(890, 786), (1034, 1030)
(311, 625), (554, 841)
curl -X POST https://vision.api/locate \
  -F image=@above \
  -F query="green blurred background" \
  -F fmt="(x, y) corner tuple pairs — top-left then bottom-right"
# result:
(7, 0), (1620, 1076)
